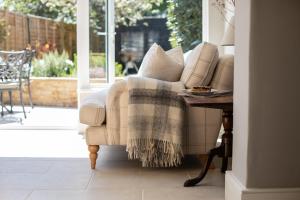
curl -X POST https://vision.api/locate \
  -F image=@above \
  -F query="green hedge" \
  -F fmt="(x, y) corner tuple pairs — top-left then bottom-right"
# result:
(167, 0), (202, 51)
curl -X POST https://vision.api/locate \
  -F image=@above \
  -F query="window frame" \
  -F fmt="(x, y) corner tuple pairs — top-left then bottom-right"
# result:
(77, 0), (115, 91)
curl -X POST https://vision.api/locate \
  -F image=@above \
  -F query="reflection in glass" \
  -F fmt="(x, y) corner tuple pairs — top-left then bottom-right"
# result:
(89, 0), (106, 81)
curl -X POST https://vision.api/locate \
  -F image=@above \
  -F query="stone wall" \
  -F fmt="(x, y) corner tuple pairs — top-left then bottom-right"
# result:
(3, 78), (77, 107)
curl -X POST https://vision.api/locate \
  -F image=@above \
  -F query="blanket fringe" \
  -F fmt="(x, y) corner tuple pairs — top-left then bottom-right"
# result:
(126, 138), (183, 167)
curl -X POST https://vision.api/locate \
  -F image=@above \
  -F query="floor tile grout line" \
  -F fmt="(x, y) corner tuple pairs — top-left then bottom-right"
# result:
(84, 170), (95, 190)
(43, 160), (53, 175)
(24, 190), (34, 200)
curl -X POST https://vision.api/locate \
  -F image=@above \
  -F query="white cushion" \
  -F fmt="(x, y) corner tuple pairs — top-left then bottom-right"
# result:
(79, 89), (108, 126)
(180, 42), (219, 88)
(138, 43), (184, 82)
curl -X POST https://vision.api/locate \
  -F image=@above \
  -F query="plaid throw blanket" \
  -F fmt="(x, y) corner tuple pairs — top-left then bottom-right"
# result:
(126, 76), (185, 167)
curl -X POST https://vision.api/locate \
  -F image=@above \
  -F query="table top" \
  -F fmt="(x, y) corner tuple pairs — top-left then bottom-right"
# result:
(182, 95), (233, 110)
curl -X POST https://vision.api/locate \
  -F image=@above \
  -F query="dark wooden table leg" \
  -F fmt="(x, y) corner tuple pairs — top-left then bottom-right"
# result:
(184, 109), (233, 187)
(221, 157), (229, 173)
(221, 109), (233, 173)
(184, 146), (221, 187)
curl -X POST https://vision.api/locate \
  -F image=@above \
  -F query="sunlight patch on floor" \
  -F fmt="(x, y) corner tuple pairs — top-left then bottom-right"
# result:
(0, 130), (88, 158)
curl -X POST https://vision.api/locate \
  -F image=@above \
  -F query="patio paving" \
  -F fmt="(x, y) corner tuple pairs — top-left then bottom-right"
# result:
(0, 106), (78, 129)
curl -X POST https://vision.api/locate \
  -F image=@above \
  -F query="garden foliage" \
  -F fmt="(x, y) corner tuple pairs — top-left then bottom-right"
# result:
(32, 51), (75, 77)
(0, 19), (9, 44)
(1, 0), (163, 27)
(166, 0), (202, 51)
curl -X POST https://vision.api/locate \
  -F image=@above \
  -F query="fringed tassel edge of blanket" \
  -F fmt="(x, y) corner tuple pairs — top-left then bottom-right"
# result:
(126, 138), (184, 167)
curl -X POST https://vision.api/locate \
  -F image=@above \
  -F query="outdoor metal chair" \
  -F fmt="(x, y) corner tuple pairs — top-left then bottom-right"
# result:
(23, 50), (35, 108)
(0, 50), (28, 118)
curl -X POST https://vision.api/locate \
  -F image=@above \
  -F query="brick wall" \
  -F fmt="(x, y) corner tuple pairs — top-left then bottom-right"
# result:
(3, 78), (77, 107)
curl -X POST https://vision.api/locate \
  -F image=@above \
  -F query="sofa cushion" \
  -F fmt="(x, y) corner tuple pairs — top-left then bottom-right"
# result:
(138, 43), (184, 82)
(210, 55), (234, 90)
(180, 42), (219, 88)
(80, 88), (108, 126)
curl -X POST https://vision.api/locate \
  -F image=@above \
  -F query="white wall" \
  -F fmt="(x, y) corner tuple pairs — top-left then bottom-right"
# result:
(223, 1), (235, 55)
(231, 0), (251, 187)
(246, 0), (300, 188)
(228, 0), (300, 198)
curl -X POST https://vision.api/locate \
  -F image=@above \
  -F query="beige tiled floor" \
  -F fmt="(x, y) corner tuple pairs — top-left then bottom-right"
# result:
(0, 146), (225, 200)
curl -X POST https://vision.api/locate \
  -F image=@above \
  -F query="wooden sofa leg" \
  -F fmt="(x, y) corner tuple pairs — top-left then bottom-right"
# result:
(88, 145), (100, 169)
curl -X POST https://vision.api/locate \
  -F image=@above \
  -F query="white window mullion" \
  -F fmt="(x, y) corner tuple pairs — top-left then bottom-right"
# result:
(77, 0), (90, 89)
(202, 0), (209, 42)
(202, 0), (225, 55)
(106, 0), (115, 83)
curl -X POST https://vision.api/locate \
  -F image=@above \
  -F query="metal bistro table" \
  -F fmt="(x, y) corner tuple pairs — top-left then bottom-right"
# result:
(182, 95), (233, 187)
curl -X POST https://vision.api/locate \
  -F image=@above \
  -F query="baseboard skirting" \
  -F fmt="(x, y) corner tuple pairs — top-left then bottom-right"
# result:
(225, 171), (300, 200)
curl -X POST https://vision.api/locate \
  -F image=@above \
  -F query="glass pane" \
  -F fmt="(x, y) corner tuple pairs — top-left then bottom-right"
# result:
(89, 35), (106, 79)
(115, 4), (172, 77)
(89, 0), (107, 83)
(148, 31), (160, 49)
(121, 32), (144, 61)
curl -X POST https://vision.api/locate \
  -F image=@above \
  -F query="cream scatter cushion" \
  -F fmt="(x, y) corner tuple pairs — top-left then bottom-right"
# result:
(210, 55), (234, 90)
(138, 43), (184, 82)
(180, 42), (219, 88)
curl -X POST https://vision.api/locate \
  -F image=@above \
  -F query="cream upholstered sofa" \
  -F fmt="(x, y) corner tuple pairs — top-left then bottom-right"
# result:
(80, 42), (234, 169)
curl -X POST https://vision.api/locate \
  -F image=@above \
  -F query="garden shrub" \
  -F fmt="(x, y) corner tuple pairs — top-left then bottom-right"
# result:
(32, 51), (76, 77)
(0, 19), (9, 44)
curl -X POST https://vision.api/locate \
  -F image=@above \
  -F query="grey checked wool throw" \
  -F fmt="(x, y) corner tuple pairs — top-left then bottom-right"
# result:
(126, 76), (185, 167)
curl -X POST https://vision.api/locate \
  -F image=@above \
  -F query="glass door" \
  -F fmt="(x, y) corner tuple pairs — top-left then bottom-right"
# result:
(89, 0), (114, 85)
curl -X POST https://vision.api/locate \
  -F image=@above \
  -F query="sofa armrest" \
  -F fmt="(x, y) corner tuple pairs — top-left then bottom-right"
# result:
(79, 88), (108, 126)
(106, 79), (128, 144)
